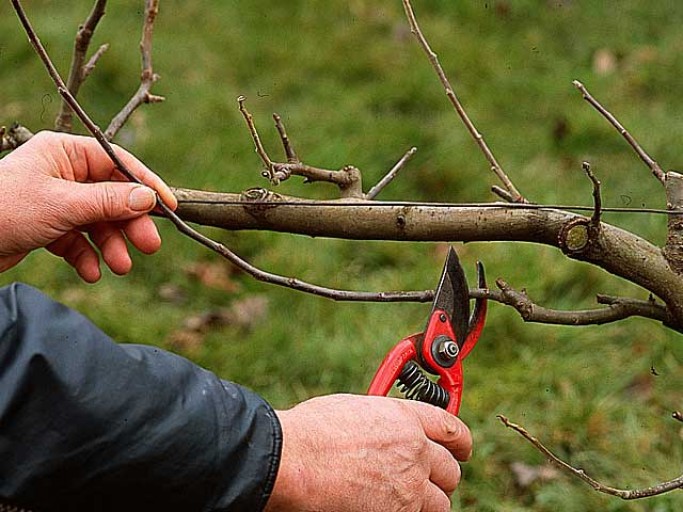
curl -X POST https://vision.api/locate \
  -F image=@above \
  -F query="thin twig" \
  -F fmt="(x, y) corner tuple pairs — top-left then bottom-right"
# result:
(573, 80), (666, 184)
(104, 0), (164, 140)
(581, 161), (602, 227)
(238, 95), (274, 170)
(366, 147), (417, 200)
(401, 0), (526, 203)
(55, 0), (108, 133)
(272, 113), (299, 163)
(498, 415), (683, 499)
(81, 43), (110, 81)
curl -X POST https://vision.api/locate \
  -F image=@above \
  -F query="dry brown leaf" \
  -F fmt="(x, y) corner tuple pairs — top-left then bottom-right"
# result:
(510, 461), (561, 488)
(184, 261), (241, 292)
(593, 48), (617, 76)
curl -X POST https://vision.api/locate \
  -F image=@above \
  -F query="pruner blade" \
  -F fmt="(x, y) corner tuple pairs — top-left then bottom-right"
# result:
(430, 247), (470, 347)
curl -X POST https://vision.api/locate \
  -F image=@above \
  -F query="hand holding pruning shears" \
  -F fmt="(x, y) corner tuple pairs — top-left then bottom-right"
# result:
(368, 247), (487, 415)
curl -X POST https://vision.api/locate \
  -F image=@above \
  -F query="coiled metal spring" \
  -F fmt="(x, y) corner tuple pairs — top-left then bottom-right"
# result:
(397, 361), (450, 409)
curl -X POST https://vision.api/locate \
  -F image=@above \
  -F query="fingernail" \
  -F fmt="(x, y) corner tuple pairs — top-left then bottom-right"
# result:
(129, 186), (156, 211)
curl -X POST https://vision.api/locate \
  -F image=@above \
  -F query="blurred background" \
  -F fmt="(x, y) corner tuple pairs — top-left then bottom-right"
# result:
(2, 0), (683, 510)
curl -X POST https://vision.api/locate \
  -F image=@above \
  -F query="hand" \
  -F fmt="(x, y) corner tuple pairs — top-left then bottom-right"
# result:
(0, 131), (177, 282)
(266, 394), (472, 512)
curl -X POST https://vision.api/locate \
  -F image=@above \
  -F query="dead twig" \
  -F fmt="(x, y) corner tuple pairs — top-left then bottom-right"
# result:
(573, 80), (666, 184)
(401, 0), (526, 203)
(104, 0), (165, 140)
(55, 0), (108, 133)
(497, 415), (683, 499)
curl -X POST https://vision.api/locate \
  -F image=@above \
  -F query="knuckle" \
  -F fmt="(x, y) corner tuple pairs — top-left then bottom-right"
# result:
(97, 184), (123, 218)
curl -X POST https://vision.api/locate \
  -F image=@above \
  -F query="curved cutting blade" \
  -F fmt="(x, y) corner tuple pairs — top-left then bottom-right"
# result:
(430, 247), (470, 347)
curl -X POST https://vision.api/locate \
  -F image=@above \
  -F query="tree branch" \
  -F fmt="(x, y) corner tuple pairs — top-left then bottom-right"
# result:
(498, 415), (683, 500)
(81, 43), (110, 81)
(582, 161), (602, 228)
(573, 80), (666, 184)
(173, 187), (683, 331)
(239, 96), (369, 199)
(489, 280), (669, 326)
(272, 112), (299, 164)
(401, 0), (526, 203)
(104, 0), (164, 140)
(55, 0), (108, 133)
(366, 147), (417, 200)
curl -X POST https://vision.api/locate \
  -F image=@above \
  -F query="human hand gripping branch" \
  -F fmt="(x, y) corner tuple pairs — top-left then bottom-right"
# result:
(0, 131), (177, 282)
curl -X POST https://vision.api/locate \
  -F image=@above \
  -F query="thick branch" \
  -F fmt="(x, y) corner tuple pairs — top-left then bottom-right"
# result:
(664, 172), (683, 273)
(174, 188), (683, 330)
(498, 415), (683, 499)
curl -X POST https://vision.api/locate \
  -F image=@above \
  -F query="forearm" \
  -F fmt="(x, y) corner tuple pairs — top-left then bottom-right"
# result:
(0, 283), (281, 512)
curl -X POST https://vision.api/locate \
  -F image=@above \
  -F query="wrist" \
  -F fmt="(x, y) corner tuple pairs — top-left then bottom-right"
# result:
(264, 409), (310, 512)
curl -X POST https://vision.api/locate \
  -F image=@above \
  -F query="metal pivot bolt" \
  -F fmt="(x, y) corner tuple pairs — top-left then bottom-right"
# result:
(432, 335), (459, 367)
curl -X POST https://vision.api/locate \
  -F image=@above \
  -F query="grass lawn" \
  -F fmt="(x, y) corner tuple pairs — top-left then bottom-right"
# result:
(1, 1), (683, 510)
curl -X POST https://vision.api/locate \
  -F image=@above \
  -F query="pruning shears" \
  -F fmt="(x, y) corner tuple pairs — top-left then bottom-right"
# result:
(367, 247), (487, 415)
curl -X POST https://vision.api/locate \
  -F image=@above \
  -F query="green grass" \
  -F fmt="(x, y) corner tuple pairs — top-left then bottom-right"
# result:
(2, 1), (683, 509)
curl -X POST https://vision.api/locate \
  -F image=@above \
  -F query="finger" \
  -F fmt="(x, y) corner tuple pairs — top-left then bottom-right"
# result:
(58, 133), (178, 209)
(420, 482), (451, 512)
(405, 401), (473, 461)
(58, 181), (158, 228)
(121, 215), (162, 255)
(427, 441), (461, 496)
(89, 223), (133, 275)
(47, 232), (101, 283)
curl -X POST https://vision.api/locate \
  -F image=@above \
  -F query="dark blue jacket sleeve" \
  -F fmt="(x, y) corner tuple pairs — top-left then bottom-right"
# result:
(0, 283), (282, 512)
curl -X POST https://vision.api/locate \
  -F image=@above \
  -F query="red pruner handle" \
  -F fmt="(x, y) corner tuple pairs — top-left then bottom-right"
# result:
(437, 360), (464, 416)
(367, 335), (419, 397)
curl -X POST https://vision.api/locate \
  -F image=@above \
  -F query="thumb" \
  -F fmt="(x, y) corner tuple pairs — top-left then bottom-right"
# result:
(62, 181), (158, 227)
(407, 402), (473, 461)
